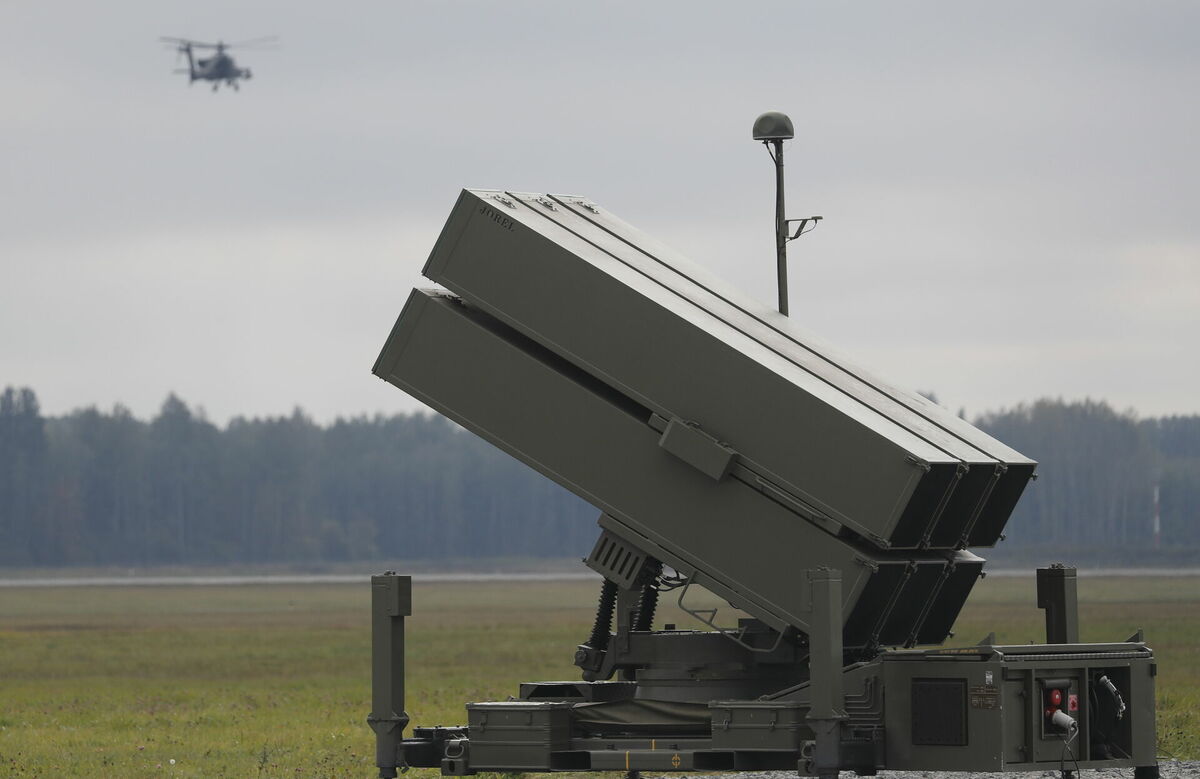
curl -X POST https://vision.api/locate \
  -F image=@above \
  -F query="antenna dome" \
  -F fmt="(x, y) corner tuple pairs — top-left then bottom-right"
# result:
(752, 111), (794, 141)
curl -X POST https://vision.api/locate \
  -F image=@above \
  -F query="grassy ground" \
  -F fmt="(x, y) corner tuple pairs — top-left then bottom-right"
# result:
(0, 575), (1195, 777)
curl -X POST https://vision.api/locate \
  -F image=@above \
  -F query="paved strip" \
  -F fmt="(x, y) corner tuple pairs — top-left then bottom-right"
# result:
(984, 567), (1200, 578)
(0, 572), (600, 588)
(668, 762), (1199, 779)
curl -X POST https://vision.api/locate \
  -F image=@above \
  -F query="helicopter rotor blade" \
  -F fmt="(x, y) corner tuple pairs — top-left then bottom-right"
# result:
(159, 36), (220, 49)
(227, 35), (279, 48)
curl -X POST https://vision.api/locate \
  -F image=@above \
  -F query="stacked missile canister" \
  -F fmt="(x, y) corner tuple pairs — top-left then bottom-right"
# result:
(373, 189), (1036, 651)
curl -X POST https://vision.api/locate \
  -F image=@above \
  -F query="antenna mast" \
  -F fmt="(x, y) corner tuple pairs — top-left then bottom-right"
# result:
(753, 111), (822, 317)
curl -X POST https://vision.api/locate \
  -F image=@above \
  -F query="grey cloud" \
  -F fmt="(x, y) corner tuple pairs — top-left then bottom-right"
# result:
(1, 0), (1197, 423)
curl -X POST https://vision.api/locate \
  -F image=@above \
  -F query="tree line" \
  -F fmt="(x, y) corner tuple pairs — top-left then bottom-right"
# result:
(1, 387), (1197, 567)
(0, 388), (597, 566)
(978, 399), (1199, 562)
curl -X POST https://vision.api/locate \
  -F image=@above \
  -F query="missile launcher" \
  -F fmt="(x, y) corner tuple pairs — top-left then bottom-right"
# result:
(367, 186), (1157, 779)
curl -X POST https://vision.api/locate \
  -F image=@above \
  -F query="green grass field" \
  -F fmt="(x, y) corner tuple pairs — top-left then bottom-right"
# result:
(0, 575), (1196, 777)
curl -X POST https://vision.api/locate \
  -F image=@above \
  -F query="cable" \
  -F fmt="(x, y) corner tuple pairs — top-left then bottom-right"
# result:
(1059, 732), (1080, 779)
(1109, 741), (1131, 760)
(1055, 706), (1080, 779)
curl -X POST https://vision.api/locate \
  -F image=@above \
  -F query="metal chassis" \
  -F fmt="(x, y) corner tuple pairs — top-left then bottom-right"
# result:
(368, 566), (1158, 779)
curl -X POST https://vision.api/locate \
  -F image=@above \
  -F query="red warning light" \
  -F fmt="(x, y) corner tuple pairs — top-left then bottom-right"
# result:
(1048, 688), (1063, 706)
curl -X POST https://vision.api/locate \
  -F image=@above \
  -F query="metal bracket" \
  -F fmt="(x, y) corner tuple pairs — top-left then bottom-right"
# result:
(852, 555), (879, 573)
(754, 475), (843, 537)
(785, 216), (823, 241)
(657, 416), (736, 481)
(904, 454), (932, 473)
(675, 576), (786, 655)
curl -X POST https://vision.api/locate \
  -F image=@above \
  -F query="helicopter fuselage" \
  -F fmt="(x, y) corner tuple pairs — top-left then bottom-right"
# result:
(167, 40), (256, 91)
(194, 53), (241, 80)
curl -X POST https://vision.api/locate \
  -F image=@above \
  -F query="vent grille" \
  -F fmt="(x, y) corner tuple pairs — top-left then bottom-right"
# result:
(585, 530), (656, 589)
(911, 678), (967, 746)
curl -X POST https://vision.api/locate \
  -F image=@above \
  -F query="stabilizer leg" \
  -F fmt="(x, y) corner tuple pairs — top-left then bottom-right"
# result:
(805, 567), (846, 779)
(368, 573), (412, 779)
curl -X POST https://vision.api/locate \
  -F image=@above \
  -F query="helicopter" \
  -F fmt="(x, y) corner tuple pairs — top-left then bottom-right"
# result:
(160, 37), (277, 91)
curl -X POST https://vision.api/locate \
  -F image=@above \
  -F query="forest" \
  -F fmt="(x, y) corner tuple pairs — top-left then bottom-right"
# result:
(1, 385), (1197, 567)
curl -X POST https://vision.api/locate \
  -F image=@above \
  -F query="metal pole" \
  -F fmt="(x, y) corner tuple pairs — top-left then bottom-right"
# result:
(806, 567), (845, 779)
(773, 139), (789, 316)
(368, 573), (412, 778)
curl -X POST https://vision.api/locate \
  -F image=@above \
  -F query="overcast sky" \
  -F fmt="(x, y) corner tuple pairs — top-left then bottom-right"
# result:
(2, 1), (1197, 425)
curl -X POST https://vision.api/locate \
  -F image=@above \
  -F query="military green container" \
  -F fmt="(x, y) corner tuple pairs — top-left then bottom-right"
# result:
(466, 702), (575, 771)
(709, 700), (810, 751)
